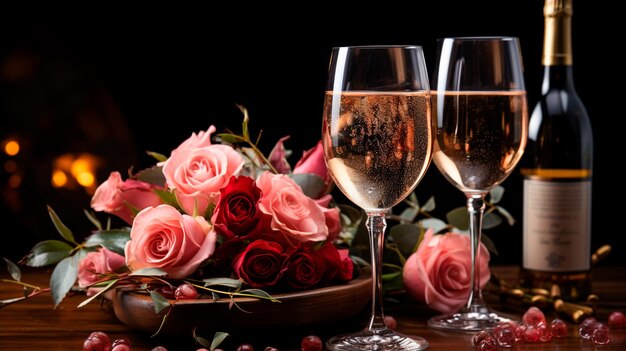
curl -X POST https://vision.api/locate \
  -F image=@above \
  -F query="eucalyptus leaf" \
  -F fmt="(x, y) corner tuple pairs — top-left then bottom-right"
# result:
(481, 233), (499, 256)
(338, 204), (363, 229)
(489, 186), (505, 204)
(381, 271), (404, 294)
(399, 207), (419, 223)
(422, 196), (436, 212)
(24, 240), (73, 267)
(407, 192), (419, 206)
(130, 268), (168, 277)
(419, 218), (448, 234)
(84, 229), (131, 255)
(149, 290), (171, 314)
(446, 206), (469, 230)
(135, 165), (166, 186)
(202, 277), (242, 289)
(239, 289), (276, 300)
(51, 255), (79, 308)
(146, 151), (168, 163)
(482, 212), (503, 230)
(389, 224), (421, 258)
(3, 258), (21, 281)
(496, 205), (516, 226)
(210, 332), (230, 351)
(47, 206), (77, 244)
(290, 173), (326, 199)
(192, 328), (212, 348)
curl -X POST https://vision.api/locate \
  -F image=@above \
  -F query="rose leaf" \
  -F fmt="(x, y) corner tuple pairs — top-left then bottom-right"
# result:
(50, 255), (78, 308)
(25, 240), (74, 267)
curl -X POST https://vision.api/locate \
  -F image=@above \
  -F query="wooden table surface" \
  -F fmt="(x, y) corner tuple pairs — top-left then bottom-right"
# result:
(1, 265), (625, 350)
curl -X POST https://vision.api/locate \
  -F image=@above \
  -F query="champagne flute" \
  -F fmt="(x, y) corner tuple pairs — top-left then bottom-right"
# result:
(322, 46), (432, 350)
(428, 37), (528, 331)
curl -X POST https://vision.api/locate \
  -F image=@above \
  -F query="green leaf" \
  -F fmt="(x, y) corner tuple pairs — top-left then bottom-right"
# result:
(84, 229), (131, 256)
(210, 332), (230, 351)
(83, 210), (102, 231)
(216, 133), (246, 144)
(146, 151), (168, 163)
(421, 196), (436, 212)
(24, 240), (73, 267)
(381, 271), (404, 294)
(446, 206), (469, 230)
(399, 207), (419, 223)
(489, 186), (504, 204)
(192, 328), (212, 348)
(481, 233), (499, 256)
(50, 255), (79, 308)
(149, 290), (171, 314)
(153, 189), (179, 209)
(135, 165), (166, 186)
(495, 205), (516, 226)
(407, 192), (419, 206)
(389, 224), (421, 258)
(77, 279), (118, 308)
(236, 104), (251, 140)
(202, 277), (242, 289)
(130, 268), (168, 277)
(419, 218), (448, 234)
(482, 212), (503, 230)
(47, 206), (77, 245)
(239, 289), (275, 300)
(3, 258), (21, 281)
(290, 173), (326, 199)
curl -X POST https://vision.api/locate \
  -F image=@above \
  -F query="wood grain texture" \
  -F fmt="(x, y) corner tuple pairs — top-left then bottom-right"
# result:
(1, 266), (625, 350)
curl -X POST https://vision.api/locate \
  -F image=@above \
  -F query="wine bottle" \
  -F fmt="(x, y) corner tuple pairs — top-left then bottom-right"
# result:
(519, 0), (593, 301)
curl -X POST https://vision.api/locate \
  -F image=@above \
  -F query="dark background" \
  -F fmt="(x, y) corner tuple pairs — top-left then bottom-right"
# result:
(1, 2), (621, 268)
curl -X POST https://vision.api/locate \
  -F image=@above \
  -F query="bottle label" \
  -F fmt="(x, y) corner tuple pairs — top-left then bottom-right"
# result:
(523, 178), (591, 272)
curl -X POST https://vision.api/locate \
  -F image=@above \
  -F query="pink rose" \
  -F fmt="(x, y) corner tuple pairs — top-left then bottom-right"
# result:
(77, 247), (125, 297)
(162, 144), (245, 216)
(402, 229), (490, 314)
(293, 141), (332, 197)
(91, 171), (163, 225)
(268, 136), (292, 174)
(315, 194), (342, 242)
(256, 171), (329, 244)
(125, 204), (216, 279)
(171, 126), (216, 154)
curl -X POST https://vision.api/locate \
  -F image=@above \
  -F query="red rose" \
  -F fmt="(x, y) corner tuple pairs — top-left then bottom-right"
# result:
(315, 242), (353, 284)
(232, 240), (289, 289)
(286, 245), (326, 289)
(211, 176), (262, 240)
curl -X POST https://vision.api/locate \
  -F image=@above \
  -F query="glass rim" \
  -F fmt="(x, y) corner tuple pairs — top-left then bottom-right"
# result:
(438, 36), (519, 42)
(331, 45), (424, 50)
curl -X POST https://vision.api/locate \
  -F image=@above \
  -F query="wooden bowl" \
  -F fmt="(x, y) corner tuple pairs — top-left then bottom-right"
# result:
(112, 270), (372, 335)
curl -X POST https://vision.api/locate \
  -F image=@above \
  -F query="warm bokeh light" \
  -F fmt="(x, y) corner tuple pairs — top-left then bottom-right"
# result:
(3, 139), (20, 156)
(51, 152), (100, 193)
(4, 160), (18, 173)
(8, 174), (22, 188)
(51, 170), (68, 188)
(75, 171), (95, 187)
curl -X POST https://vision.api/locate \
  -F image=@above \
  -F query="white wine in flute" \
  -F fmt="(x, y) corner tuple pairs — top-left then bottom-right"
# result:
(323, 91), (432, 212)
(520, 0), (593, 301)
(432, 91), (527, 194)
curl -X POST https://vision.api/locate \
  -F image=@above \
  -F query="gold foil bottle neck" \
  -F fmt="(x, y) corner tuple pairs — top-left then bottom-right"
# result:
(544, 0), (573, 17)
(542, 0), (573, 66)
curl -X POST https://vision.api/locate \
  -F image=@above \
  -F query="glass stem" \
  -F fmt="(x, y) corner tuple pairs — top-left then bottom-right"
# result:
(466, 194), (486, 312)
(366, 211), (388, 332)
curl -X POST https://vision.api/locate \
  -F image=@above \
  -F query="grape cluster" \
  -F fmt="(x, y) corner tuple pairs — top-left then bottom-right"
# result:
(82, 331), (324, 351)
(471, 307), (626, 350)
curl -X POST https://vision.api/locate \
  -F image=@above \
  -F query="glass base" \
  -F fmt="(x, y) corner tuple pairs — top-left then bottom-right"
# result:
(326, 328), (429, 351)
(428, 308), (519, 332)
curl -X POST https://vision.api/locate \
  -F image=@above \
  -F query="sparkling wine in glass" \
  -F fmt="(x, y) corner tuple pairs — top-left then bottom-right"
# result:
(322, 46), (432, 350)
(428, 37), (528, 331)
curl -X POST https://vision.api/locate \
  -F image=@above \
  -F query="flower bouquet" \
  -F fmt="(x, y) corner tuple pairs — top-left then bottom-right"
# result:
(4, 106), (368, 340)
